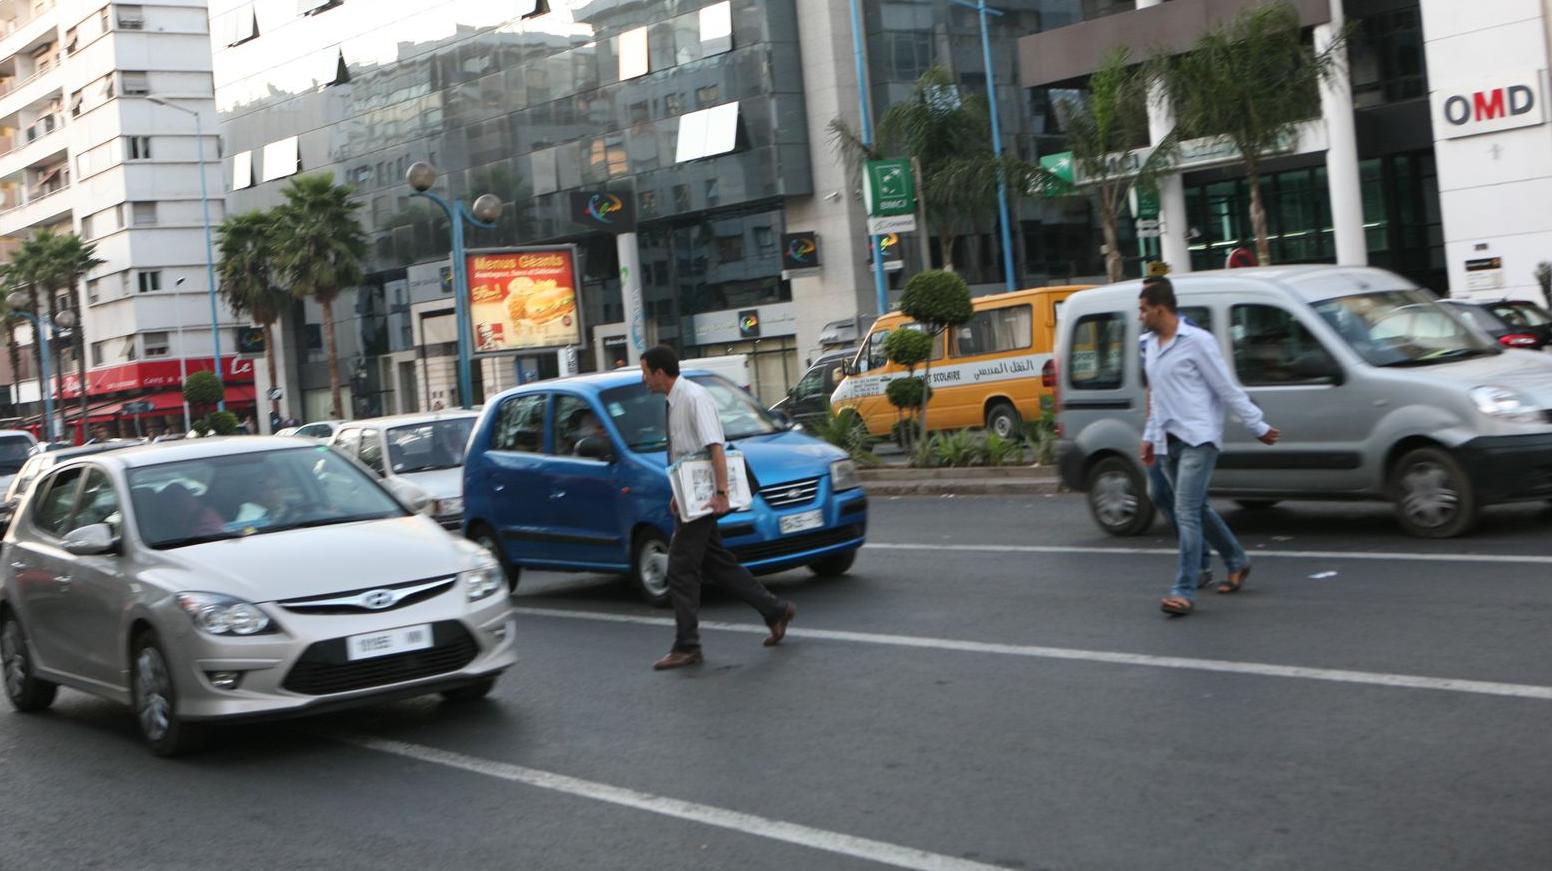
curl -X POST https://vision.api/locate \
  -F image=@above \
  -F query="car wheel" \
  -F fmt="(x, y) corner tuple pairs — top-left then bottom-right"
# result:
(469, 525), (520, 593)
(440, 676), (497, 703)
(1391, 447), (1478, 539)
(132, 633), (205, 757)
(1, 611), (57, 713)
(808, 550), (857, 577)
(629, 529), (672, 608)
(1086, 456), (1155, 537)
(1234, 499), (1281, 511)
(986, 402), (1022, 440)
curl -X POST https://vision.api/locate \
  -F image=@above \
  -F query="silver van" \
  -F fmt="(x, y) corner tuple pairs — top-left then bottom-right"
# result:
(1054, 266), (1552, 538)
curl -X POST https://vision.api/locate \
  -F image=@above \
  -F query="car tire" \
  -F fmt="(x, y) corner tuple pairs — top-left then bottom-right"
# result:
(629, 528), (673, 608)
(1391, 447), (1479, 539)
(132, 632), (205, 757)
(440, 676), (497, 703)
(1, 611), (57, 713)
(1086, 456), (1155, 537)
(986, 402), (1022, 440)
(808, 551), (857, 577)
(469, 524), (520, 593)
(1234, 499), (1281, 511)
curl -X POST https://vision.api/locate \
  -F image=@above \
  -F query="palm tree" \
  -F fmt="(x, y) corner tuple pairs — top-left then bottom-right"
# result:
(44, 232), (105, 427)
(1055, 49), (1178, 282)
(0, 271), (22, 419)
(272, 174), (368, 418)
(831, 67), (1051, 275)
(217, 210), (291, 428)
(1155, 1), (1344, 265)
(6, 235), (53, 408)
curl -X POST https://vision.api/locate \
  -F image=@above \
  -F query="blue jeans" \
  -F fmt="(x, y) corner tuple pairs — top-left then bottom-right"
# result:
(1160, 437), (1247, 600)
(1147, 463), (1211, 577)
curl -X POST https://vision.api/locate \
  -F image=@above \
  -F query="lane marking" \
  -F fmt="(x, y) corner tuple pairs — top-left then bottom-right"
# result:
(864, 542), (1552, 566)
(341, 734), (1012, 871)
(512, 607), (1552, 702)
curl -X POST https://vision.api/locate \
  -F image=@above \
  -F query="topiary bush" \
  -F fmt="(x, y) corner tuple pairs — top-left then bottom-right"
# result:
(183, 370), (223, 408)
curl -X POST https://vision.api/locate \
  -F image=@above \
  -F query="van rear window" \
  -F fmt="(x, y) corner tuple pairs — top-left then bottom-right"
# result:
(1068, 313), (1126, 390)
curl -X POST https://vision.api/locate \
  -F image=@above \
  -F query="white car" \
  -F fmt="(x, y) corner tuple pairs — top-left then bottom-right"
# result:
(328, 411), (479, 530)
(276, 420), (343, 441)
(0, 429), (39, 498)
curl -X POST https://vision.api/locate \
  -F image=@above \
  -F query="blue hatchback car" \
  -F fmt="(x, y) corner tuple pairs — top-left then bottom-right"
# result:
(462, 370), (869, 604)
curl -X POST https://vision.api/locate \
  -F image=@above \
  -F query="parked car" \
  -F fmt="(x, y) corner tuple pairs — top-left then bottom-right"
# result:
(770, 347), (856, 426)
(1055, 266), (1552, 539)
(1479, 298), (1552, 351)
(832, 284), (1091, 440)
(462, 370), (868, 604)
(0, 437), (515, 755)
(1, 442), (139, 533)
(329, 411), (479, 529)
(0, 429), (38, 498)
(277, 419), (344, 441)
(1441, 299), (1548, 351)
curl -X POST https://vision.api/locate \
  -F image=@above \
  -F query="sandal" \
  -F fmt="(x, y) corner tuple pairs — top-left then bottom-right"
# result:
(1160, 596), (1194, 616)
(1217, 565), (1252, 595)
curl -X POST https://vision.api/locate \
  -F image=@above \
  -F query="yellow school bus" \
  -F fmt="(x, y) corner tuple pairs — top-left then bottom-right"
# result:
(830, 285), (1091, 439)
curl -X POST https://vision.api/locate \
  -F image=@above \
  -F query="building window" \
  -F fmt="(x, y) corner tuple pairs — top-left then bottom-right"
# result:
(137, 271), (162, 293)
(260, 136), (300, 182)
(117, 5), (145, 29)
(231, 151), (253, 190)
(298, 0), (343, 16)
(143, 331), (170, 357)
(674, 103), (740, 163)
(87, 278), (101, 304)
(619, 27), (649, 80)
(228, 5), (258, 46)
(90, 340), (105, 366)
(700, 2), (733, 56)
(132, 202), (157, 226)
(126, 136), (151, 160)
(120, 71), (150, 96)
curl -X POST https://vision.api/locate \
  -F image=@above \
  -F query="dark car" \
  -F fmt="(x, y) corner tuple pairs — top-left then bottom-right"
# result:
(770, 347), (856, 426)
(1482, 299), (1552, 351)
(1441, 300), (1548, 351)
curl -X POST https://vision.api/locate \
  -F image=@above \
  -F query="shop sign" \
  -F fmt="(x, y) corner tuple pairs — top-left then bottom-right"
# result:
(1433, 71), (1545, 139)
(465, 246), (583, 354)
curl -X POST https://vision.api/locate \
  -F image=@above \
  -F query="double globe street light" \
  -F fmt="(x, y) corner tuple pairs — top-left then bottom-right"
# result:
(7, 291), (75, 443)
(405, 162), (503, 410)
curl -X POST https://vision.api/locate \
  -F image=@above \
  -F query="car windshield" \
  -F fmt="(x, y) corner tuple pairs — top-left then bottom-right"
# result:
(1444, 303), (1509, 334)
(0, 436), (32, 475)
(600, 375), (783, 453)
(387, 418), (476, 473)
(127, 447), (406, 549)
(1490, 302), (1552, 328)
(1312, 290), (1498, 367)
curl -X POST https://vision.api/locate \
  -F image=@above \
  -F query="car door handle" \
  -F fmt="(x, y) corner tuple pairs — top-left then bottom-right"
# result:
(50, 574), (72, 585)
(550, 489), (566, 500)
(9, 561), (27, 570)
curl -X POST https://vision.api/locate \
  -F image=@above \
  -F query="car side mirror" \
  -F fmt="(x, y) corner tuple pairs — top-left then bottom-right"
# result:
(575, 435), (615, 463)
(844, 362), (860, 376)
(771, 409), (795, 430)
(62, 523), (117, 556)
(382, 478), (433, 514)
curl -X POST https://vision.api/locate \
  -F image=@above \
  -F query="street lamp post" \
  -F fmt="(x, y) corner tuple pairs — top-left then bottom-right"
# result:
(405, 162), (503, 410)
(7, 291), (73, 443)
(148, 95), (225, 411)
(948, 0), (1017, 293)
(173, 277), (193, 432)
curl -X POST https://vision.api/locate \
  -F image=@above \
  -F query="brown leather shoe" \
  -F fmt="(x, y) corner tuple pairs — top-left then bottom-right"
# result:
(652, 650), (704, 671)
(763, 603), (796, 647)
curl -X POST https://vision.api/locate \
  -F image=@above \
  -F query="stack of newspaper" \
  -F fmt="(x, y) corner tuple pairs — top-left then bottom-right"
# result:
(668, 449), (752, 522)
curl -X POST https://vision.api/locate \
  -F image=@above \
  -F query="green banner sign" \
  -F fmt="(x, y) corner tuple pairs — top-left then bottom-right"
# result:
(864, 159), (917, 217)
(1039, 151), (1076, 196)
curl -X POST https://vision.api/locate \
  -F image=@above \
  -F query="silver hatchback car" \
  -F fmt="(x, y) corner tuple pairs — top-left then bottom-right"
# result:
(0, 438), (517, 755)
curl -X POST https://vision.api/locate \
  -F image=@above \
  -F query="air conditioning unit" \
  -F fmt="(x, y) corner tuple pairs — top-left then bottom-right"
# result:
(119, 18), (144, 29)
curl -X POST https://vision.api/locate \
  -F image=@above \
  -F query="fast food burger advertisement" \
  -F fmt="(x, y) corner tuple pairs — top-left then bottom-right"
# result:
(466, 246), (583, 353)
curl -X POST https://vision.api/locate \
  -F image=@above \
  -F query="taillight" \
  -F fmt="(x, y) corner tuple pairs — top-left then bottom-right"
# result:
(1499, 333), (1539, 348)
(1041, 359), (1057, 389)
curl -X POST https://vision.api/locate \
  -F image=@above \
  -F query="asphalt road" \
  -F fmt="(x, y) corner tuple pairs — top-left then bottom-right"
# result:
(3, 495), (1550, 871)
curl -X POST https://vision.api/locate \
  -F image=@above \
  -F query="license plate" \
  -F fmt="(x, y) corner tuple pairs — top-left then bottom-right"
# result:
(346, 624), (433, 661)
(778, 509), (824, 535)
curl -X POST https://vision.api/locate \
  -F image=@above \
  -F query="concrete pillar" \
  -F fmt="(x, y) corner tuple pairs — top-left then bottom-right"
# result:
(1318, 0), (1368, 265)
(1137, 0), (1193, 273)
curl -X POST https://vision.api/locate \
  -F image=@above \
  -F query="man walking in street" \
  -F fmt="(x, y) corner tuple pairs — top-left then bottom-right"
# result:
(1138, 278), (1280, 616)
(641, 345), (796, 670)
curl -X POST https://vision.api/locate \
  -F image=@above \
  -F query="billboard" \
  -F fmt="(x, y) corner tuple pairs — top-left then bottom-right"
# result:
(466, 246), (583, 354)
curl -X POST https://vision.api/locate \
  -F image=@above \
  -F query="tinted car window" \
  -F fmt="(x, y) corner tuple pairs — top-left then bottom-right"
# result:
(32, 467), (86, 538)
(1068, 313), (1126, 390)
(70, 469), (122, 533)
(600, 375), (779, 453)
(492, 394), (547, 453)
(1445, 303), (1508, 335)
(1490, 302), (1550, 327)
(1231, 305), (1342, 385)
(1314, 291), (1496, 367)
(357, 429), (385, 474)
(792, 365), (826, 399)
(387, 419), (475, 472)
(0, 435), (32, 476)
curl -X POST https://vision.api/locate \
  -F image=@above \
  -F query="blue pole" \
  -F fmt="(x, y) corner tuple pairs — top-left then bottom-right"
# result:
(953, 0), (1017, 292)
(411, 193), (495, 410)
(21, 313), (56, 442)
(194, 110), (227, 410)
(848, 0), (890, 317)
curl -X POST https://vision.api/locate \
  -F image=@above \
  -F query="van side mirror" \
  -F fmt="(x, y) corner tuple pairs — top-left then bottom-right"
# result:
(575, 435), (615, 462)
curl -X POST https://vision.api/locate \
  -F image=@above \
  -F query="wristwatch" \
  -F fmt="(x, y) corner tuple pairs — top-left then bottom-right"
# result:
(715, 489), (727, 496)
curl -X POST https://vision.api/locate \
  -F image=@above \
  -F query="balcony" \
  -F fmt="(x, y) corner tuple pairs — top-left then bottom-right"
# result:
(0, 3), (57, 67)
(0, 119), (64, 182)
(0, 63), (59, 123)
(0, 182), (71, 236)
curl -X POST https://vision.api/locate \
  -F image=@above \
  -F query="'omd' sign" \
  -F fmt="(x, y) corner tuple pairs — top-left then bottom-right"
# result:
(1433, 71), (1547, 139)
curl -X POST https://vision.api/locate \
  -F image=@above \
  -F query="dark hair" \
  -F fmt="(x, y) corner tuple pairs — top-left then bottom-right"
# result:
(640, 344), (680, 377)
(1139, 277), (1178, 313)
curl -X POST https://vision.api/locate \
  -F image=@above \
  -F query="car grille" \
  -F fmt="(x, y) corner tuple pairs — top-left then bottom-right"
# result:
(758, 477), (820, 508)
(281, 621), (478, 696)
(732, 524), (864, 563)
(277, 576), (455, 615)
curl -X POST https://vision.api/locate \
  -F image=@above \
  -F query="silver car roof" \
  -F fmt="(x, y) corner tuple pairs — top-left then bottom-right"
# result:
(1065, 265), (1421, 310)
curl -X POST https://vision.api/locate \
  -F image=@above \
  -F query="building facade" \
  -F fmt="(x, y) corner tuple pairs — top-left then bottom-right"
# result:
(0, 0), (247, 439)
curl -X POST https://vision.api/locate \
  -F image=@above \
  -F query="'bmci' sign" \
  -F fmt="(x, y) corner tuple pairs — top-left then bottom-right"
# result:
(1433, 71), (1546, 139)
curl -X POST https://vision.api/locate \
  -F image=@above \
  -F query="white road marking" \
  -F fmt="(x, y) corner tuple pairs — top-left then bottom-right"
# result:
(512, 607), (1552, 702)
(341, 734), (1012, 871)
(865, 542), (1552, 565)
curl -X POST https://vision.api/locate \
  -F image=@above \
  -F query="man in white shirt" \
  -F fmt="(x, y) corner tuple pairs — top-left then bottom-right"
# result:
(641, 346), (796, 670)
(1139, 278), (1281, 616)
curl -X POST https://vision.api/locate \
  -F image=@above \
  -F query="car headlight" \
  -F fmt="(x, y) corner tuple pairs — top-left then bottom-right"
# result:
(461, 560), (503, 602)
(1470, 386), (1543, 424)
(175, 592), (273, 636)
(432, 497), (464, 517)
(829, 458), (861, 491)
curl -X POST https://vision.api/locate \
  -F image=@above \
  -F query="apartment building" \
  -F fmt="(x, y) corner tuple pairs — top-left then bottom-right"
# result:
(0, 0), (249, 438)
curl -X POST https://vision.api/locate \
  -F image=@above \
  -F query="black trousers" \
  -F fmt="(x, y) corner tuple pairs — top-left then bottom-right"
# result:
(668, 515), (788, 651)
